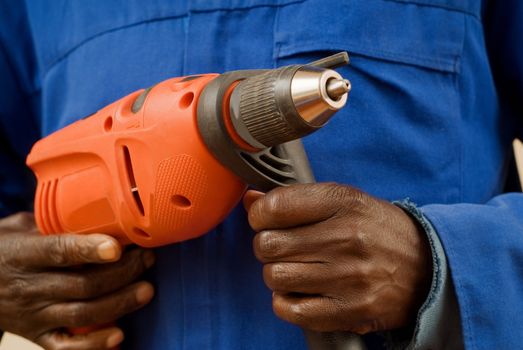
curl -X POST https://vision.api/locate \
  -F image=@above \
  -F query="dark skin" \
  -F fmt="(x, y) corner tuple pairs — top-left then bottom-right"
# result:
(0, 182), (428, 348)
(0, 212), (155, 350)
(244, 183), (432, 334)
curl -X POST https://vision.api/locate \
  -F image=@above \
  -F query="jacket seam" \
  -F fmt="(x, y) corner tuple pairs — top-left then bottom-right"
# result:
(278, 41), (460, 73)
(43, 1), (305, 78)
(457, 14), (467, 203)
(188, 0), (304, 14)
(43, 14), (187, 78)
(383, 0), (480, 20)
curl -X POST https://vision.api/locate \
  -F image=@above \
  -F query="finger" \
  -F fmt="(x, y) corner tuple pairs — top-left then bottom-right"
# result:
(248, 183), (361, 231)
(22, 233), (122, 268)
(0, 212), (38, 231)
(37, 327), (124, 350)
(263, 262), (332, 294)
(42, 281), (154, 329)
(35, 249), (155, 300)
(253, 225), (330, 263)
(243, 190), (265, 212)
(273, 293), (348, 332)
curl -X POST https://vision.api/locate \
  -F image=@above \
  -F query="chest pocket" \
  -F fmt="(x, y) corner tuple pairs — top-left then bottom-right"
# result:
(271, 0), (469, 202)
(274, 0), (466, 73)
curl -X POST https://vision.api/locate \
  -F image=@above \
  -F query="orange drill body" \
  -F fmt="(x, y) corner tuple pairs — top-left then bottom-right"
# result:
(27, 74), (246, 247)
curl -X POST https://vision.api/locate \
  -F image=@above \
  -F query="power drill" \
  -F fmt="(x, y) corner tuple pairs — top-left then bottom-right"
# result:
(26, 52), (365, 350)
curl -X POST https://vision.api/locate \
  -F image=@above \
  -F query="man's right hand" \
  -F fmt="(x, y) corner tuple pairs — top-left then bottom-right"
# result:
(0, 212), (156, 350)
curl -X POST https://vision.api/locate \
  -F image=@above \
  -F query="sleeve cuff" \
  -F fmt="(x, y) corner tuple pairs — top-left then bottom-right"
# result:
(384, 199), (463, 350)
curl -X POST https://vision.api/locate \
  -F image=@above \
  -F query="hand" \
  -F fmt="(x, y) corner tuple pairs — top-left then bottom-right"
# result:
(0, 212), (156, 350)
(244, 183), (432, 334)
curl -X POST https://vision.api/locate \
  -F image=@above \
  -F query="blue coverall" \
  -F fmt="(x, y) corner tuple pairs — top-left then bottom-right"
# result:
(0, 0), (522, 349)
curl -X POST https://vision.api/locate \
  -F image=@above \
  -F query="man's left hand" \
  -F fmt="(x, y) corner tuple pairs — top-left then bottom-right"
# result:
(244, 183), (432, 334)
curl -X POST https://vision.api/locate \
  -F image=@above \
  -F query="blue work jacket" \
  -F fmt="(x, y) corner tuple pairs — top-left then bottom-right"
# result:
(0, 1), (522, 349)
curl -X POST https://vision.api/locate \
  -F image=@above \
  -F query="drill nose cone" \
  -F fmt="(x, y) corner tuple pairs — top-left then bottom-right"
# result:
(326, 78), (351, 100)
(291, 66), (350, 127)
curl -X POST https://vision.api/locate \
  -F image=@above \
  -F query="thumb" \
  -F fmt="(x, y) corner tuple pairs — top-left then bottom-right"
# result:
(243, 190), (265, 212)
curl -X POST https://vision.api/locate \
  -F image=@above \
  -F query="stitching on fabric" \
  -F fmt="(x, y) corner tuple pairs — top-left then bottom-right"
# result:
(457, 15), (467, 203)
(383, 0), (480, 20)
(181, 15), (189, 76)
(278, 41), (459, 73)
(271, 5), (279, 68)
(43, 14), (188, 76)
(189, 0), (305, 14)
(44, 0), (306, 78)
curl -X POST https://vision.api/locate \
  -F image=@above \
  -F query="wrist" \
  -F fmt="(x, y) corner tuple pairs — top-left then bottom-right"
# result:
(393, 200), (434, 325)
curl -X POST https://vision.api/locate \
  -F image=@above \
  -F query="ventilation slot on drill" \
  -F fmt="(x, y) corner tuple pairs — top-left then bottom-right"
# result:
(123, 146), (145, 216)
(38, 180), (63, 234)
(240, 150), (297, 185)
(259, 153), (292, 173)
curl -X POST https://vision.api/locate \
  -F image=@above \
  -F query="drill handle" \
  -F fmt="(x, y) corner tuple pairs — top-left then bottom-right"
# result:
(280, 141), (366, 350)
(271, 140), (315, 185)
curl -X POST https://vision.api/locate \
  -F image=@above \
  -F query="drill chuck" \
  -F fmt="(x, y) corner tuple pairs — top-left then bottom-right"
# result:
(229, 64), (351, 148)
(196, 52), (351, 191)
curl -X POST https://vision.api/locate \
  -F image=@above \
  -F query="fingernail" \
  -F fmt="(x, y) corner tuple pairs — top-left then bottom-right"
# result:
(136, 283), (154, 304)
(106, 329), (124, 348)
(97, 241), (118, 261)
(142, 250), (156, 268)
(243, 190), (265, 212)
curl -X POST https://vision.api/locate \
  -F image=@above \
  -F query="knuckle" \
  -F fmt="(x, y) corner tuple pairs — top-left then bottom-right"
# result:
(7, 277), (30, 301)
(351, 228), (371, 254)
(346, 189), (368, 210)
(75, 275), (98, 298)
(64, 303), (89, 326)
(249, 187), (294, 231)
(270, 264), (291, 285)
(14, 212), (35, 227)
(1, 212), (35, 231)
(263, 264), (288, 289)
(322, 182), (348, 202)
(255, 231), (282, 260)
(262, 189), (288, 221)
(359, 293), (379, 316)
(353, 263), (373, 289)
(3, 241), (23, 267)
(288, 303), (312, 328)
(47, 237), (71, 265)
